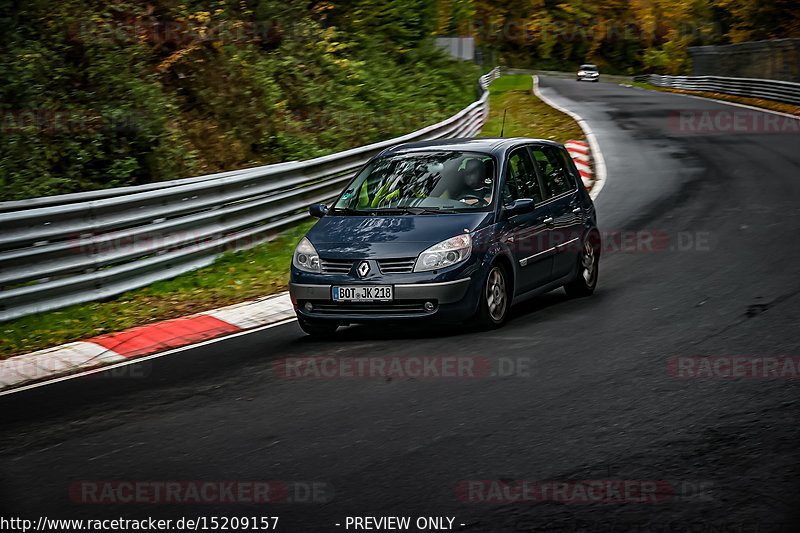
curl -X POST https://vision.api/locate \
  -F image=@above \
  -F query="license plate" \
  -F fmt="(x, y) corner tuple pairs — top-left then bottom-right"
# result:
(332, 285), (393, 302)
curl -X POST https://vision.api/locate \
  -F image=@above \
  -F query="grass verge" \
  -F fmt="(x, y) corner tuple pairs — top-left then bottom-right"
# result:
(0, 73), (582, 360)
(479, 74), (585, 142)
(624, 82), (800, 117)
(0, 221), (315, 359)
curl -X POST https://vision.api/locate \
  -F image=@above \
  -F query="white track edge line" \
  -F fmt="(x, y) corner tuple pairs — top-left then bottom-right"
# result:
(532, 75), (607, 200)
(3, 74), (622, 394)
(625, 83), (800, 121)
(0, 317), (298, 396)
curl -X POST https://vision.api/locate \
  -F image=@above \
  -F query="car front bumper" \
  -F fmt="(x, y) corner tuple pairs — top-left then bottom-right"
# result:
(290, 277), (475, 323)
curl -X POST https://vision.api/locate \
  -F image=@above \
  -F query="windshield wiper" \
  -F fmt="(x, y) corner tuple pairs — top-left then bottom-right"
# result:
(329, 207), (360, 215)
(359, 208), (408, 215)
(418, 207), (461, 214)
(369, 206), (463, 215)
(333, 206), (464, 216)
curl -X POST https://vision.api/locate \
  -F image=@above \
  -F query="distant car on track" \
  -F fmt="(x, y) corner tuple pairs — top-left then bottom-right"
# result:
(289, 137), (601, 336)
(577, 64), (599, 82)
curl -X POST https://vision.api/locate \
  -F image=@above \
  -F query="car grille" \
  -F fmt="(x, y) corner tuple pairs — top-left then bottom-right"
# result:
(377, 258), (416, 274)
(320, 258), (353, 274)
(319, 258), (416, 274)
(310, 301), (433, 316)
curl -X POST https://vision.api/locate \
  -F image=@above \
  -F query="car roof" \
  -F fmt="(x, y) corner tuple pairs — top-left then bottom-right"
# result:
(580, 64), (597, 68)
(378, 137), (564, 158)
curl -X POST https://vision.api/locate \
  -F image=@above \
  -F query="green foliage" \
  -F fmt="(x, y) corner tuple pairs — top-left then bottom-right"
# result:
(0, 0), (479, 201)
(2, 0), (797, 202)
(478, 75), (584, 144)
(460, 0), (800, 75)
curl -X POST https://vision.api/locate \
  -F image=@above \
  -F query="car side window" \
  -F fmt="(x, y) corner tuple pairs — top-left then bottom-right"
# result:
(503, 148), (542, 204)
(553, 146), (582, 188)
(531, 145), (575, 198)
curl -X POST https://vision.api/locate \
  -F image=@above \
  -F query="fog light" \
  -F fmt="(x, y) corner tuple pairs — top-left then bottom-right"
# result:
(304, 302), (313, 312)
(424, 301), (435, 312)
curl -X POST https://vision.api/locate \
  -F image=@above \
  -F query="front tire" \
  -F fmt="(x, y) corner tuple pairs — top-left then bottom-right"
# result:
(474, 264), (510, 329)
(297, 316), (338, 337)
(564, 232), (600, 297)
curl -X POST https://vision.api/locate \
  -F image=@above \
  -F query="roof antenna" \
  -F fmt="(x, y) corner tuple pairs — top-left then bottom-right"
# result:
(499, 108), (507, 137)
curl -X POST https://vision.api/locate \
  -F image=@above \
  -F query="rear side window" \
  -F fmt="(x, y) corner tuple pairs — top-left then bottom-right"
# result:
(503, 148), (542, 204)
(531, 145), (575, 198)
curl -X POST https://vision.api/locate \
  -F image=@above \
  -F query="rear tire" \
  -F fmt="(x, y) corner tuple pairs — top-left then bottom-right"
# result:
(564, 232), (600, 297)
(474, 264), (510, 329)
(297, 316), (338, 337)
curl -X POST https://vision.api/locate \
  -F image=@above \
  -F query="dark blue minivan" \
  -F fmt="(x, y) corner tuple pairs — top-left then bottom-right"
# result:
(289, 137), (600, 336)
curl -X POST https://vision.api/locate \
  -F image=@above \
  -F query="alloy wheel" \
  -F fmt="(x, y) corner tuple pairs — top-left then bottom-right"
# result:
(486, 266), (507, 322)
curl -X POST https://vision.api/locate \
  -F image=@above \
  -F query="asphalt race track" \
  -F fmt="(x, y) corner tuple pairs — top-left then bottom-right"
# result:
(2, 78), (799, 532)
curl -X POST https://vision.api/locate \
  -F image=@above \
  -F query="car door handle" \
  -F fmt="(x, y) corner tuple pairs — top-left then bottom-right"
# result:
(572, 207), (582, 213)
(542, 217), (554, 225)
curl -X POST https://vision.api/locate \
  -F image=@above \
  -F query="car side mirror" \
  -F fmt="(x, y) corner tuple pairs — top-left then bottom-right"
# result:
(309, 203), (329, 218)
(504, 198), (536, 218)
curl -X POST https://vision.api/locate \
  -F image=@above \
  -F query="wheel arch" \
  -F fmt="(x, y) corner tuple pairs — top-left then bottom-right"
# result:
(489, 252), (515, 296)
(585, 226), (602, 257)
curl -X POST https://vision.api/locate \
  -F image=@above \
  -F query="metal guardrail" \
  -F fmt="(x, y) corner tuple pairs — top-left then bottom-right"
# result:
(0, 68), (500, 321)
(633, 74), (800, 106)
(504, 68), (634, 84)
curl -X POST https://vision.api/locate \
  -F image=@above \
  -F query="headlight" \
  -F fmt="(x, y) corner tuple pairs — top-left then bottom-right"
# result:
(414, 234), (472, 272)
(293, 237), (321, 273)
(578, 70), (586, 76)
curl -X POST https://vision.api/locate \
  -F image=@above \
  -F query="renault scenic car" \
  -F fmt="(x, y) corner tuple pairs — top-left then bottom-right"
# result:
(576, 64), (599, 82)
(289, 138), (600, 336)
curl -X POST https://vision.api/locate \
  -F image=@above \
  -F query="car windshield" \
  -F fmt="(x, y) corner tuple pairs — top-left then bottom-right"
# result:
(581, 64), (598, 71)
(332, 151), (496, 213)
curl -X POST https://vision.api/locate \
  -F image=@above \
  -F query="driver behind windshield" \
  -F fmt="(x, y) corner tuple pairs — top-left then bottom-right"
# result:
(336, 151), (495, 211)
(449, 158), (492, 205)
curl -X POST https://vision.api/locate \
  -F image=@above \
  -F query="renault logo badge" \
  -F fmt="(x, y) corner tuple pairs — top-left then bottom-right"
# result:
(357, 261), (370, 278)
